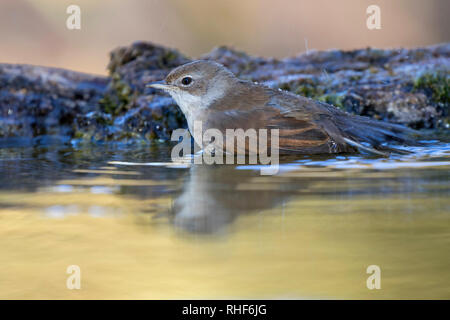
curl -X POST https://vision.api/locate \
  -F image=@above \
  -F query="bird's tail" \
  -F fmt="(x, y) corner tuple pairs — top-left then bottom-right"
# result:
(335, 114), (421, 155)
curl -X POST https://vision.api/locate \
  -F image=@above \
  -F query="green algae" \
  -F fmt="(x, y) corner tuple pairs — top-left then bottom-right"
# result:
(413, 71), (449, 106)
(317, 93), (345, 110)
(99, 73), (133, 116)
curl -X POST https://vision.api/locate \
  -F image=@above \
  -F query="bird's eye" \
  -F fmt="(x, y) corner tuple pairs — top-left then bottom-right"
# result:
(181, 76), (193, 86)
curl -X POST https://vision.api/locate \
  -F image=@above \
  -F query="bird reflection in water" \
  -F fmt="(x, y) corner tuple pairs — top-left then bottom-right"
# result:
(168, 163), (299, 234)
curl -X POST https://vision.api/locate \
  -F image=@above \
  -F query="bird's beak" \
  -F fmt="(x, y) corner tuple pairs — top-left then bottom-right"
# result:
(146, 80), (174, 91)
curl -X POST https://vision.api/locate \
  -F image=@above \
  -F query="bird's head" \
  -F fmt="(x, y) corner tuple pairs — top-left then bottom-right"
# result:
(147, 60), (237, 112)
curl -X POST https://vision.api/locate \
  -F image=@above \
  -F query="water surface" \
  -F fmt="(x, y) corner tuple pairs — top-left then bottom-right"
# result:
(0, 141), (449, 299)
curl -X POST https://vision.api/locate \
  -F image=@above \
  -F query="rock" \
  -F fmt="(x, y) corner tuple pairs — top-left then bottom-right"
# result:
(0, 63), (108, 141)
(99, 42), (190, 142)
(0, 41), (448, 144)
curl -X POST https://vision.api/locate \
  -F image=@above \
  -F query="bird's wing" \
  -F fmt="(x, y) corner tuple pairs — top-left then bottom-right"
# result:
(206, 96), (351, 154)
(268, 92), (418, 154)
(207, 84), (416, 155)
(262, 93), (355, 153)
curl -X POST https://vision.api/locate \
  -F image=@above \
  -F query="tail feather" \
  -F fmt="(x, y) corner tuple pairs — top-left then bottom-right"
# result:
(342, 138), (389, 156)
(336, 114), (421, 148)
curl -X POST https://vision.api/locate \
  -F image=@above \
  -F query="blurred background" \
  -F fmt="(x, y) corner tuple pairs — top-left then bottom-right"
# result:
(0, 0), (449, 75)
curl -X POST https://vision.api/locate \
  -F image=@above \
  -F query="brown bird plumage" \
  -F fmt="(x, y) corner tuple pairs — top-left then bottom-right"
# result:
(148, 60), (416, 155)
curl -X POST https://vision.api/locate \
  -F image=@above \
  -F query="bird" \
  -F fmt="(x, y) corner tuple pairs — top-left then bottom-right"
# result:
(147, 60), (417, 155)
